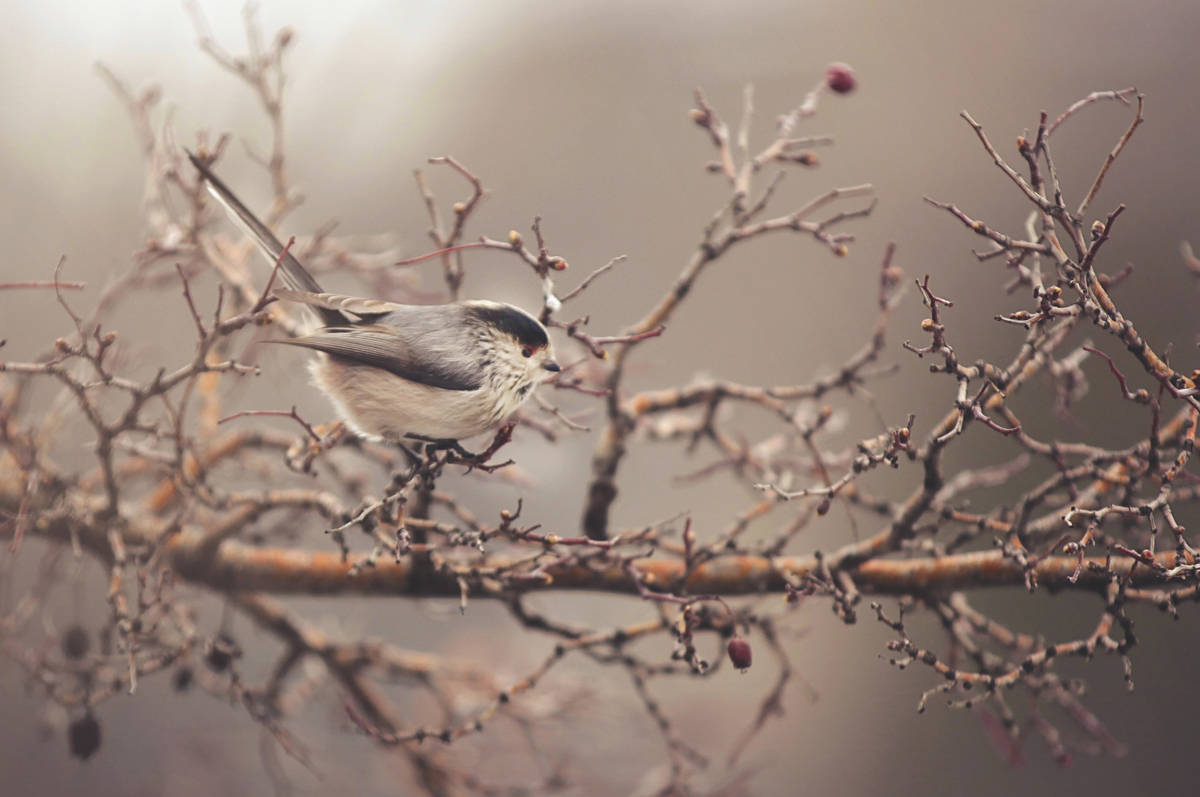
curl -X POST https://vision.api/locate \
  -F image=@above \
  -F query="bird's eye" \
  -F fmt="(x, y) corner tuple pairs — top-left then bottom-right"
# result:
(521, 346), (534, 358)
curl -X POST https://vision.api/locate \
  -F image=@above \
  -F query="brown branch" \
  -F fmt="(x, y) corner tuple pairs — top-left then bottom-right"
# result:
(1077, 94), (1144, 220)
(16, 510), (1188, 597)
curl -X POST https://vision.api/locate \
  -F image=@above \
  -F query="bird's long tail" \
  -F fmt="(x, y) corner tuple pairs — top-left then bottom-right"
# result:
(187, 151), (345, 327)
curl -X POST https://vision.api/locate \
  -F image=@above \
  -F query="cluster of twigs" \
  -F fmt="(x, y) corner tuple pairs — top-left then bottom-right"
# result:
(1, 9), (1197, 795)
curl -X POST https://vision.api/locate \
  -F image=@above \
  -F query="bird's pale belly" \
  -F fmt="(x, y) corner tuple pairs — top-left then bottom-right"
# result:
(310, 355), (522, 441)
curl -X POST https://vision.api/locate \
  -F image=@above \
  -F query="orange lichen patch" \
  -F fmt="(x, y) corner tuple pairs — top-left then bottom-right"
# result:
(740, 500), (776, 524)
(626, 393), (656, 416)
(79, 456), (158, 492)
(682, 555), (778, 593)
(177, 540), (415, 595)
(854, 551), (977, 592)
(940, 508), (1011, 534)
(855, 548), (1198, 594)
(197, 363), (223, 441)
(142, 429), (291, 513)
(1091, 461), (1130, 498)
(149, 531), (1194, 600)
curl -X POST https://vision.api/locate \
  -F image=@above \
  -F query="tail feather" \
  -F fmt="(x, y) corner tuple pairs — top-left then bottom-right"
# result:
(273, 289), (402, 319)
(187, 151), (345, 327)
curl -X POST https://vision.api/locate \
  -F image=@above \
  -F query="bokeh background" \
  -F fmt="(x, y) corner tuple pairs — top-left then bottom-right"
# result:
(2, 0), (1199, 795)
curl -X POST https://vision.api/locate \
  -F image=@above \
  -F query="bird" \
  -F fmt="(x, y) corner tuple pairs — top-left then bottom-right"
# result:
(187, 151), (560, 447)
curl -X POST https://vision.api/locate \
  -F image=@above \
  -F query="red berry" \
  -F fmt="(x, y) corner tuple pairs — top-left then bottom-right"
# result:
(826, 62), (856, 94)
(727, 636), (753, 671)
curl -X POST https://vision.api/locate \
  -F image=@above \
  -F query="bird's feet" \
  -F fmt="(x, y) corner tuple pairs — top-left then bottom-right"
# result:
(406, 423), (516, 473)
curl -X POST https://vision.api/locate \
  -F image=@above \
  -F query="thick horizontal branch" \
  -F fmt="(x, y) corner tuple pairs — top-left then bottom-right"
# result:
(7, 488), (1193, 599)
(156, 530), (1197, 598)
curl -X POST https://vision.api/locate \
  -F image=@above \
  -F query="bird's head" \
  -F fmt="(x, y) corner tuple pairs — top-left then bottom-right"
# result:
(466, 301), (560, 385)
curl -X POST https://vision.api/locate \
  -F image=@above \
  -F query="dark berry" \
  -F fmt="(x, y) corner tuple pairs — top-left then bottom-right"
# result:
(61, 625), (90, 660)
(173, 666), (194, 692)
(68, 713), (102, 761)
(727, 636), (753, 671)
(205, 634), (240, 673)
(826, 62), (856, 94)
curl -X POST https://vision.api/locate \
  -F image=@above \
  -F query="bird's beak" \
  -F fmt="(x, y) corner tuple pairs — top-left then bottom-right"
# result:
(542, 361), (561, 373)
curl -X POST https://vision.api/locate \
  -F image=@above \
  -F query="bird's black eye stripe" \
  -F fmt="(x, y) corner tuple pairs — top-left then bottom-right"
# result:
(521, 346), (533, 358)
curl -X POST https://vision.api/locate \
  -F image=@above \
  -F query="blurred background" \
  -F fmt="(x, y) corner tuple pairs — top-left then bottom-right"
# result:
(2, 0), (1199, 794)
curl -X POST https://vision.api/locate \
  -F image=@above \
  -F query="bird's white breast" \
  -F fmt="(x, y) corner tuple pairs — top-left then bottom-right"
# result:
(309, 354), (524, 441)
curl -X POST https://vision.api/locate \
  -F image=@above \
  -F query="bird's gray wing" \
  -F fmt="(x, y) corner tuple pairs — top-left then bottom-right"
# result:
(274, 289), (401, 320)
(187, 151), (346, 328)
(275, 325), (483, 391)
